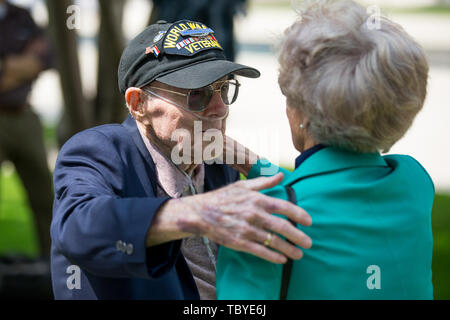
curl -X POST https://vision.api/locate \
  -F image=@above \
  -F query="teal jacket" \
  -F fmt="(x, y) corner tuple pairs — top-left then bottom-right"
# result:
(216, 147), (434, 299)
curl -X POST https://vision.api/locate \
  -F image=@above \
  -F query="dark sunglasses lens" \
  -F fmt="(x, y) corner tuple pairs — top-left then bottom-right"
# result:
(188, 88), (213, 111)
(221, 81), (239, 105)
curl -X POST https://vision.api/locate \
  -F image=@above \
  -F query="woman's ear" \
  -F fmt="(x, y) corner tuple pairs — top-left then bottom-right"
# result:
(125, 87), (146, 120)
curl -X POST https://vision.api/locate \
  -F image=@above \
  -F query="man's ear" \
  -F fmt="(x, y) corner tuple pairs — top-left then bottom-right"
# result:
(125, 87), (146, 119)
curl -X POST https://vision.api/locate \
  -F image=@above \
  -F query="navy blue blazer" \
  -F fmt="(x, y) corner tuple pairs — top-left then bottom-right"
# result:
(50, 115), (239, 299)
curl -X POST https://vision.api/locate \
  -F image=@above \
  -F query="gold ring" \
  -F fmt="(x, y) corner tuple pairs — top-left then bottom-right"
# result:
(264, 232), (273, 247)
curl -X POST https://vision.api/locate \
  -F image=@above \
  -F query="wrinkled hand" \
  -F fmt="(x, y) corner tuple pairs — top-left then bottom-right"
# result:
(183, 173), (312, 264)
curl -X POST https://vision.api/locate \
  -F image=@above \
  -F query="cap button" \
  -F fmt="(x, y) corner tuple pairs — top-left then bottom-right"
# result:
(156, 20), (167, 24)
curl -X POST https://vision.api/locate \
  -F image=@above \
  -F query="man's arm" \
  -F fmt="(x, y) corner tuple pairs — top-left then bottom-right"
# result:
(52, 130), (177, 279)
(222, 135), (292, 179)
(222, 134), (258, 177)
(145, 134), (312, 264)
(147, 173), (312, 264)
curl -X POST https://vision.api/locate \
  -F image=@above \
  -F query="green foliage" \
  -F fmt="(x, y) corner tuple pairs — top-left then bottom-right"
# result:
(43, 124), (57, 147)
(431, 194), (450, 299)
(392, 5), (450, 15)
(0, 168), (39, 258)
(250, 1), (450, 15)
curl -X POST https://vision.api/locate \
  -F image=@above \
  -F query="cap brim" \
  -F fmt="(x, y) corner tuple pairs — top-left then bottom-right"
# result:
(155, 60), (260, 89)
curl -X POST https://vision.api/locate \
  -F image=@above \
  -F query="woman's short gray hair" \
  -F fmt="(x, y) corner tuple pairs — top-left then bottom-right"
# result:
(278, 0), (429, 153)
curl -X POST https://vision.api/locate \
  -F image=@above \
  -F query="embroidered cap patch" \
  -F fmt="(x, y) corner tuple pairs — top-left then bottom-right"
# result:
(162, 20), (223, 57)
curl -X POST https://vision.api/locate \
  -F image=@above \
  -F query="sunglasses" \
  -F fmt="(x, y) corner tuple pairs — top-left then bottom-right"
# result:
(144, 79), (240, 112)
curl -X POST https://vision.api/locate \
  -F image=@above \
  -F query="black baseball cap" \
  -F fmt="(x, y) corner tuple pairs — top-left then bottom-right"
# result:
(118, 20), (260, 94)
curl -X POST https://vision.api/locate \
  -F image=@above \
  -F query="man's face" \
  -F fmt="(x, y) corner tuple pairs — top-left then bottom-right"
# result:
(138, 77), (229, 160)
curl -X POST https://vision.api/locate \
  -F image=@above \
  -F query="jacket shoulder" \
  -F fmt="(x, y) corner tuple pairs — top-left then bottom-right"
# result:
(383, 154), (435, 194)
(60, 124), (129, 150)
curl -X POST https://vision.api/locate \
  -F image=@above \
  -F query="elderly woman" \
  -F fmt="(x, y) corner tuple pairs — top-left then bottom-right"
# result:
(216, 0), (434, 299)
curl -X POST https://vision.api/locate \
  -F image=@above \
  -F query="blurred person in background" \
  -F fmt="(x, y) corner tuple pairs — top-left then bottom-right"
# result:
(217, 0), (434, 299)
(149, 0), (247, 61)
(0, 0), (54, 298)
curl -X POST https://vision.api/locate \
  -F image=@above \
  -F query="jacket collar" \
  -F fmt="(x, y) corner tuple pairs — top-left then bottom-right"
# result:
(122, 115), (160, 193)
(284, 146), (389, 186)
(295, 144), (326, 169)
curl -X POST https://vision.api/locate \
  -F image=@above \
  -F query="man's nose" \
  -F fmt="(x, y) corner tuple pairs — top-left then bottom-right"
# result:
(202, 91), (228, 118)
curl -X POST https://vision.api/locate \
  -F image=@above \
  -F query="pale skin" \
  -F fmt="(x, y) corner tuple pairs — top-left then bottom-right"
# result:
(125, 80), (313, 264)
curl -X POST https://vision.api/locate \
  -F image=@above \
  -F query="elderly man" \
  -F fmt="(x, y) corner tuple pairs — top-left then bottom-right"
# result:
(50, 20), (312, 300)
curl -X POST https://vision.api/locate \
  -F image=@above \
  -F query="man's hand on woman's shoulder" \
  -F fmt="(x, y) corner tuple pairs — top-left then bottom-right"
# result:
(148, 173), (312, 264)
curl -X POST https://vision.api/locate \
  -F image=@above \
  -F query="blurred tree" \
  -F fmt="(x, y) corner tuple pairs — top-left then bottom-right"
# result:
(95, 0), (126, 125)
(149, 0), (248, 62)
(46, 0), (89, 146)
(45, 0), (127, 147)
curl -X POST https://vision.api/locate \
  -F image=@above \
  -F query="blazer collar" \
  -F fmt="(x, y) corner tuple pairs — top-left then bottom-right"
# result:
(284, 147), (389, 186)
(121, 115), (159, 192)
